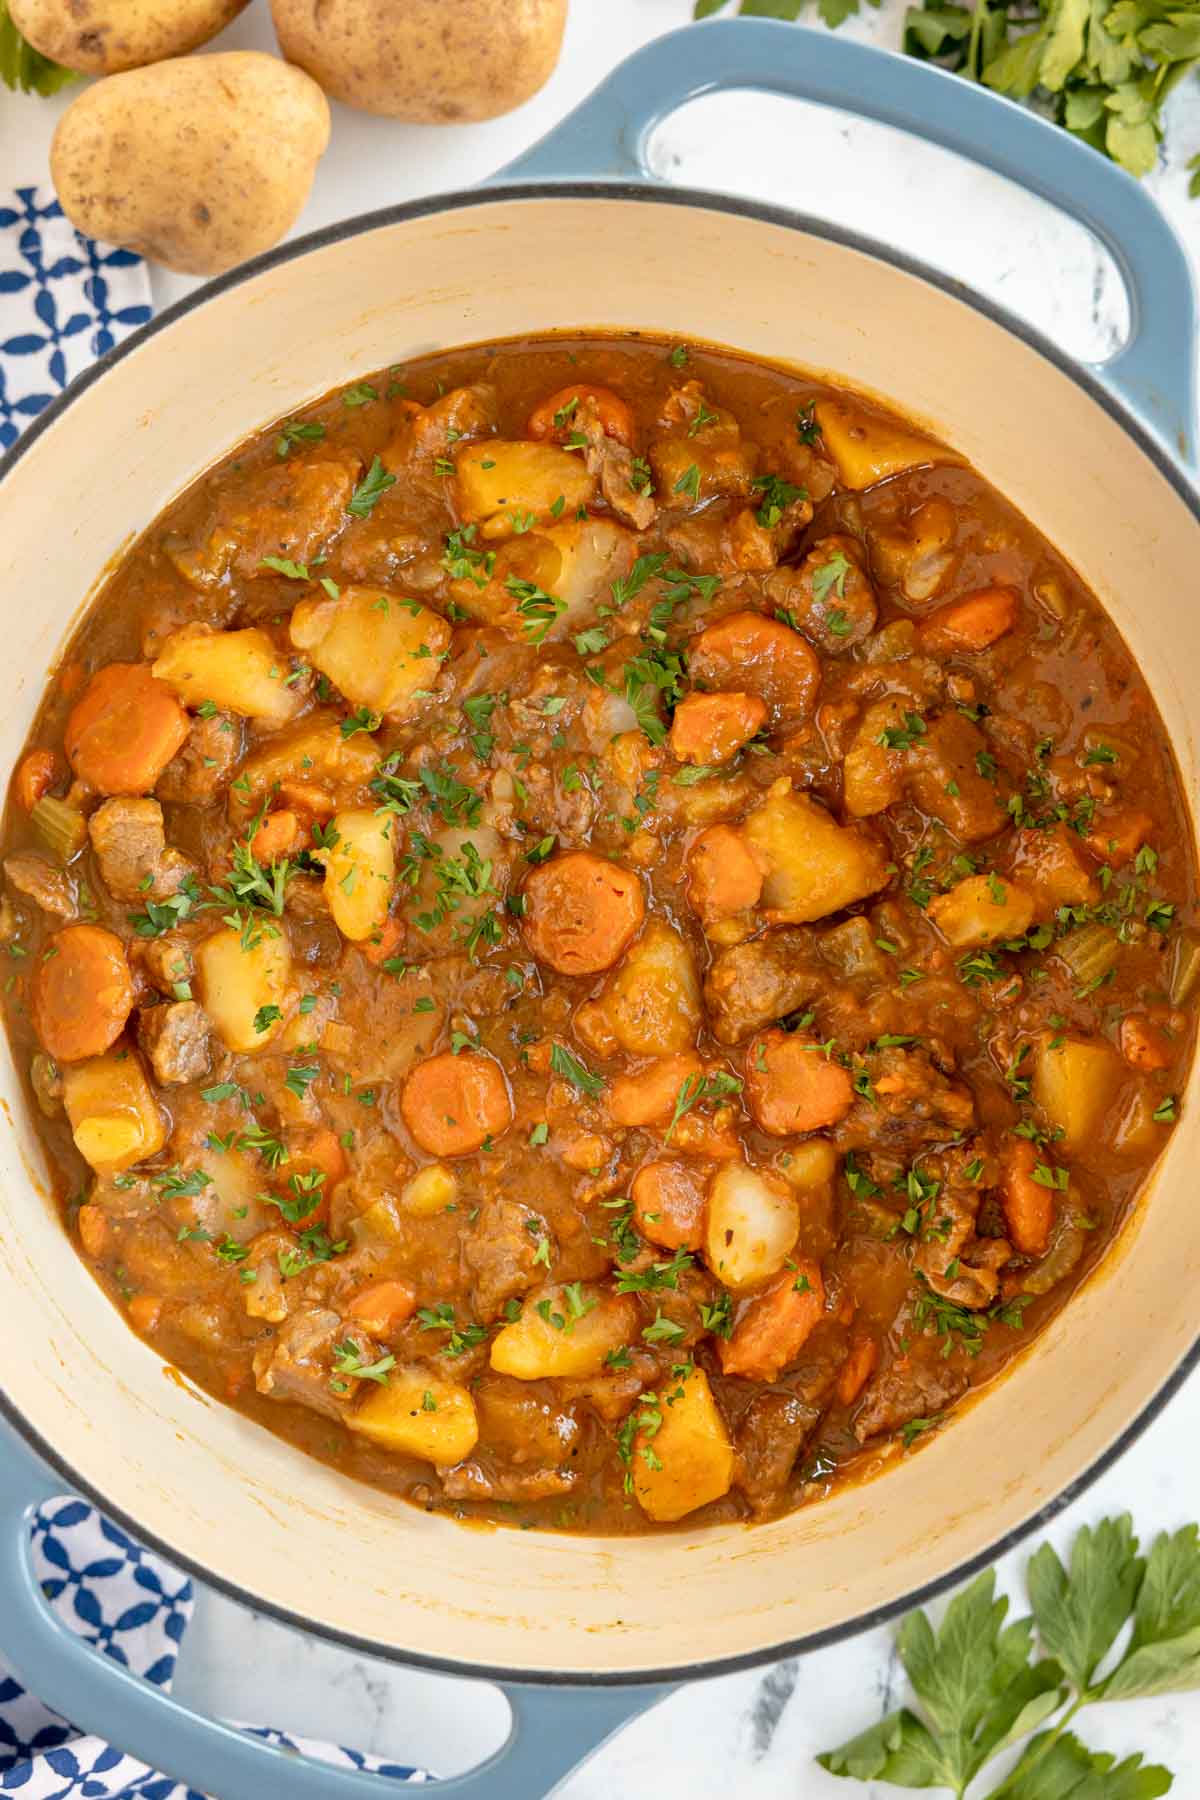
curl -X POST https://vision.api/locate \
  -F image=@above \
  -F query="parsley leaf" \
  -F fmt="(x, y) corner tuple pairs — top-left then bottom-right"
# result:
(347, 455), (397, 518)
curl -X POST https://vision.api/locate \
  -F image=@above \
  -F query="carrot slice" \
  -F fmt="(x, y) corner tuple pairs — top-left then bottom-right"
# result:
(836, 1334), (879, 1407)
(522, 850), (645, 975)
(14, 749), (65, 813)
(668, 691), (767, 766)
(744, 1029), (854, 1136)
(345, 1279), (417, 1336)
(250, 809), (307, 863)
(527, 383), (634, 447)
(65, 663), (190, 795)
(686, 611), (820, 723)
(1001, 1138), (1054, 1257)
(1119, 1013), (1174, 1072)
(631, 1159), (708, 1250)
(128, 1294), (163, 1333)
(31, 924), (133, 1062)
(401, 1050), (513, 1157)
(686, 824), (764, 919)
(608, 1052), (701, 1128)
(719, 1261), (826, 1381)
(77, 1202), (109, 1259)
(362, 912), (404, 968)
(921, 586), (1018, 652)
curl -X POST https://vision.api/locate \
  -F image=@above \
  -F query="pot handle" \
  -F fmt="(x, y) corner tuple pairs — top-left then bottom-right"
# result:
(496, 18), (1196, 465)
(0, 1424), (672, 1799)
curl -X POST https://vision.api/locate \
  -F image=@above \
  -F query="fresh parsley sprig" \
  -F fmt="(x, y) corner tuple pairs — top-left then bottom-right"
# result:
(819, 1514), (1200, 1795)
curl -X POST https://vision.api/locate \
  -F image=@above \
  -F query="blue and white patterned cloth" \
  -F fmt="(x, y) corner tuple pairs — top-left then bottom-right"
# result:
(0, 185), (152, 450)
(0, 190), (429, 1796)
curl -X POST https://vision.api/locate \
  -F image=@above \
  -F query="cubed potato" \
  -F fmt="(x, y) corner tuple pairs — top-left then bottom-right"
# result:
(490, 1286), (636, 1379)
(448, 532), (561, 634)
(778, 1138), (838, 1196)
(927, 875), (1036, 948)
(195, 925), (291, 1053)
(540, 516), (635, 633)
(317, 808), (395, 942)
(594, 917), (701, 1056)
(454, 440), (594, 535)
(631, 1366), (735, 1524)
(400, 1163), (458, 1217)
(814, 399), (953, 490)
(704, 1161), (799, 1291)
(228, 716), (378, 826)
(62, 1046), (166, 1172)
(1033, 1033), (1122, 1153)
(1011, 825), (1099, 911)
(743, 782), (889, 923)
(152, 626), (302, 724)
(347, 1369), (478, 1465)
(842, 698), (906, 818)
(1110, 1083), (1162, 1157)
(290, 587), (451, 721)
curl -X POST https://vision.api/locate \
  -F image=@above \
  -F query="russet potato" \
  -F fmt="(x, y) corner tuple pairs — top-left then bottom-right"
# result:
(270, 0), (567, 124)
(50, 52), (330, 276)
(10, 0), (248, 74)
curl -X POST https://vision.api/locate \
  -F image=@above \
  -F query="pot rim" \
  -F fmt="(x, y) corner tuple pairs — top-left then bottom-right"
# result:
(2, 177), (1198, 1690)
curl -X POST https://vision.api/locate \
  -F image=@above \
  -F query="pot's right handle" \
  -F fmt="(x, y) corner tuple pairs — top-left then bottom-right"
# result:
(498, 19), (1196, 467)
(0, 1422), (671, 1799)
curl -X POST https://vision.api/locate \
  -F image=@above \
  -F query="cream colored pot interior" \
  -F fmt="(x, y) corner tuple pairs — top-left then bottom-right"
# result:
(1, 195), (1197, 1677)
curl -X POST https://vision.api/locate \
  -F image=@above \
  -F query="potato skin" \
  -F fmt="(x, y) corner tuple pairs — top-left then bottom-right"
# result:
(9, 0), (249, 74)
(270, 0), (567, 123)
(50, 52), (331, 277)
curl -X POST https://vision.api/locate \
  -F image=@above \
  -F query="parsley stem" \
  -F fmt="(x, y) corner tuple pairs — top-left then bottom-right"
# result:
(983, 1693), (1084, 1798)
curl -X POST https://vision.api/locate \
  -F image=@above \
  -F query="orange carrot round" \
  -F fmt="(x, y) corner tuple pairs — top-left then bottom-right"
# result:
(65, 663), (190, 795)
(14, 748), (65, 813)
(686, 825), (763, 920)
(608, 1052), (701, 1128)
(687, 611), (820, 723)
(836, 1333), (879, 1407)
(921, 586), (1018, 653)
(522, 850), (645, 975)
(401, 1050), (513, 1157)
(31, 923), (133, 1062)
(631, 1159), (708, 1250)
(250, 809), (307, 864)
(1001, 1138), (1055, 1257)
(719, 1260), (826, 1380)
(668, 691), (767, 766)
(77, 1201), (110, 1259)
(527, 383), (634, 447)
(345, 1278), (417, 1336)
(744, 1029), (853, 1136)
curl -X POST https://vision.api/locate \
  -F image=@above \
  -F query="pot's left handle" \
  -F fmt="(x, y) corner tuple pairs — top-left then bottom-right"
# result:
(0, 1425), (672, 1798)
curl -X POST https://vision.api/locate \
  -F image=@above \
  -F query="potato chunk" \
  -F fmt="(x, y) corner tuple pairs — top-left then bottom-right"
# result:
(62, 1045), (166, 1172)
(814, 398), (953, 490)
(454, 440), (593, 534)
(927, 875), (1036, 948)
(490, 1286), (636, 1379)
(228, 717), (378, 826)
(316, 808), (395, 942)
(590, 917), (701, 1056)
(704, 1161), (799, 1291)
(1032, 1033), (1122, 1153)
(400, 1163), (458, 1217)
(742, 781), (889, 923)
(290, 587), (451, 720)
(195, 925), (291, 1053)
(348, 1369), (478, 1465)
(152, 626), (302, 724)
(630, 1367), (734, 1524)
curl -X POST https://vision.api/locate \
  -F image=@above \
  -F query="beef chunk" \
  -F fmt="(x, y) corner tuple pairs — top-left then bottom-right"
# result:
(171, 458), (356, 589)
(253, 1307), (346, 1420)
(440, 1374), (582, 1501)
(4, 852), (75, 921)
(134, 932), (194, 998)
(766, 534), (878, 654)
(704, 927), (823, 1044)
(735, 1391), (817, 1510)
(853, 1351), (968, 1443)
(156, 712), (240, 805)
(137, 1000), (210, 1086)
(87, 798), (195, 904)
(464, 1199), (541, 1319)
(906, 712), (1009, 844)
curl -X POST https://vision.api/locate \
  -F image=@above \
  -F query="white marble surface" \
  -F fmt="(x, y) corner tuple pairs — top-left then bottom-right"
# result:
(4, 0), (1200, 1790)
